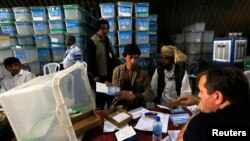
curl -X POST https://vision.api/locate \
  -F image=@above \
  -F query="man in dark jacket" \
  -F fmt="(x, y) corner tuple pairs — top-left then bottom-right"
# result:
(87, 19), (118, 109)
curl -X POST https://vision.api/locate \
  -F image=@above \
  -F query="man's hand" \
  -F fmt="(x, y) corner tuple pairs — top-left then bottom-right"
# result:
(93, 76), (101, 82)
(178, 95), (200, 106)
(167, 101), (180, 109)
(116, 91), (135, 100)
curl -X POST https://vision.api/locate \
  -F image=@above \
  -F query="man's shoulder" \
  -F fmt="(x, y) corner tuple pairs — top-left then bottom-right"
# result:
(20, 69), (35, 76)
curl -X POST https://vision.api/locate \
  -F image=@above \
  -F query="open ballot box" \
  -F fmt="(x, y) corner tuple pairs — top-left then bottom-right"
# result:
(0, 62), (100, 141)
(105, 106), (132, 128)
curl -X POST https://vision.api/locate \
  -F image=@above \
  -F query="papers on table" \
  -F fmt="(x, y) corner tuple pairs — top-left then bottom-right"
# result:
(186, 105), (198, 114)
(171, 107), (185, 114)
(134, 112), (169, 133)
(168, 130), (180, 141)
(157, 104), (171, 111)
(115, 126), (136, 141)
(103, 120), (128, 133)
(128, 107), (149, 119)
(113, 112), (131, 123)
(157, 105), (185, 114)
(170, 113), (190, 124)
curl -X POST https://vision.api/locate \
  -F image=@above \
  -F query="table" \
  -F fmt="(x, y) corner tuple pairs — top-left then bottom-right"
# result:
(82, 107), (190, 141)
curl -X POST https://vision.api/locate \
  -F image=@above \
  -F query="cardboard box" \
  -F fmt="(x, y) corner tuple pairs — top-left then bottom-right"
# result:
(70, 110), (101, 135)
(105, 107), (132, 128)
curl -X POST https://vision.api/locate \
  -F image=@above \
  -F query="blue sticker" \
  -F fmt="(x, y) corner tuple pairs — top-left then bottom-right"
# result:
(74, 54), (81, 61)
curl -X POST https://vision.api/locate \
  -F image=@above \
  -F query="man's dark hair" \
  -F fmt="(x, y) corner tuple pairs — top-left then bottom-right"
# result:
(122, 44), (141, 57)
(97, 19), (110, 29)
(3, 57), (21, 68)
(197, 66), (250, 105)
(67, 35), (75, 44)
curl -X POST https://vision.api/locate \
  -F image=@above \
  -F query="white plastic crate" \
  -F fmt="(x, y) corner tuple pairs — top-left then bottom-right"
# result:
(0, 35), (18, 49)
(49, 34), (65, 48)
(139, 45), (150, 58)
(150, 45), (157, 54)
(15, 21), (34, 35)
(186, 32), (202, 43)
(173, 33), (185, 44)
(27, 61), (41, 75)
(33, 21), (50, 35)
(183, 22), (205, 32)
(134, 3), (149, 17)
(0, 8), (15, 22)
(37, 48), (52, 62)
(13, 48), (38, 63)
(118, 45), (125, 57)
(202, 43), (213, 54)
(149, 14), (157, 24)
(118, 17), (132, 31)
(135, 17), (149, 31)
(16, 35), (35, 48)
(107, 32), (116, 46)
(117, 2), (133, 17)
(149, 33), (158, 46)
(30, 6), (48, 21)
(51, 47), (66, 61)
(0, 22), (17, 35)
(0, 48), (14, 63)
(65, 20), (83, 34)
(63, 5), (83, 20)
(117, 31), (132, 45)
(106, 18), (116, 32)
(12, 7), (32, 21)
(135, 31), (149, 45)
(48, 20), (66, 34)
(34, 35), (51, 48)
(0, 62), (95, 141)
(186, 43), (202, 54)
(47, 6), (64, 20)
(149, 23), (157, 32)
(202, 31), (214, 43)
(99, 3), (115, 18)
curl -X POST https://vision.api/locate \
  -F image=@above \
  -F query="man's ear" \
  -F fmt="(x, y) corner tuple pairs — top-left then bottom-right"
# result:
(214, 91), (224, 105)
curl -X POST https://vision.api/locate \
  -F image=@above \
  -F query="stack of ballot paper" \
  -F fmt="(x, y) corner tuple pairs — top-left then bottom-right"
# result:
(115, 126), (136, 141)
(96, 82), (120, 96)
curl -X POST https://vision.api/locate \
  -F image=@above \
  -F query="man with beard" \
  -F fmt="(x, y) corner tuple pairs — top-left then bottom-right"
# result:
(151, 45), (192, 108)
(107, 44), (155, 110)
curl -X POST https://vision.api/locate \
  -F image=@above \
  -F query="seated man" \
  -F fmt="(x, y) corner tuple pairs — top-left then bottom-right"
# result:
(0, 57), (35, 94)
(108, 44), (155, 110)
(151, 45), (192, 108)
(177, 67), (250, 141)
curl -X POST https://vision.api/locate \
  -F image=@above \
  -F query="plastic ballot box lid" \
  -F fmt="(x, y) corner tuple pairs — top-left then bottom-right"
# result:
(0, 62), (95, 141)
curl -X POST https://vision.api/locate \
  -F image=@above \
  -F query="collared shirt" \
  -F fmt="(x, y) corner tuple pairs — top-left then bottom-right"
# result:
(151, 66), (192, 105)
(0, 69), (36, 94)
(90, 34), (109, 76)
(63, 44), (82, 69)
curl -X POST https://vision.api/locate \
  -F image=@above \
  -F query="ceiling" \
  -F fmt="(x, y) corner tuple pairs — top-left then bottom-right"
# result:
(1, 0), (250, 53)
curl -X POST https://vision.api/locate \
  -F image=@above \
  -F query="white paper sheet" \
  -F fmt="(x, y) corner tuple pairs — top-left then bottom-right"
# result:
(113, 112), (131, 123)
(115, 126), (136, 141)
(134, 112), (169, 133)
(103, 120), (129, 133)
(128, 107), (149, 119)
(96, 82), (108, 94)
(168, 130), (180, 141)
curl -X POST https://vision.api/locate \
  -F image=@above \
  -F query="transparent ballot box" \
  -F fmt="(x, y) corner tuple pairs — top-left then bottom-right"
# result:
(0, 62), (98, 141)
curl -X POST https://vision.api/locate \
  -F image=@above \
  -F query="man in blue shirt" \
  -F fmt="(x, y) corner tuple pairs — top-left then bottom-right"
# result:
(62, 35), (82, 69)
